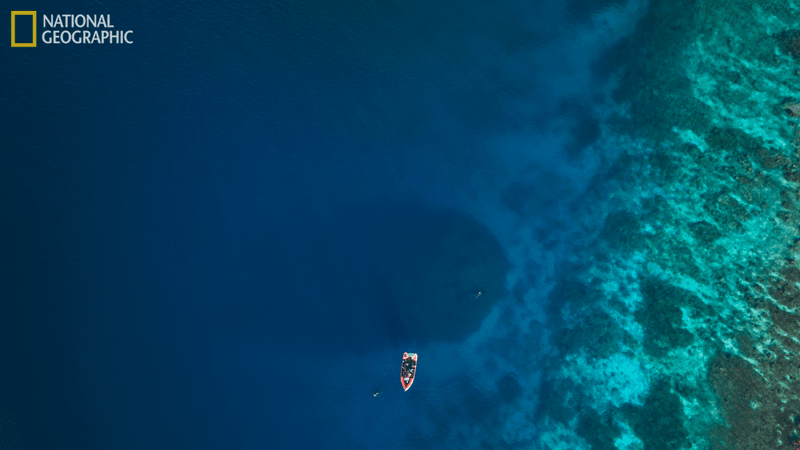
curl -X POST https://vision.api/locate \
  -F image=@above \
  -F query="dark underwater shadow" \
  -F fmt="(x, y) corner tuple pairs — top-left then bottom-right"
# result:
(328, 201), (511, 348)
(234, 200), (510, 353)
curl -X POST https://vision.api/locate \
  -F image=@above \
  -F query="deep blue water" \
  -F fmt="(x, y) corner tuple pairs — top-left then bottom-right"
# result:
(2, 1), (642, 448)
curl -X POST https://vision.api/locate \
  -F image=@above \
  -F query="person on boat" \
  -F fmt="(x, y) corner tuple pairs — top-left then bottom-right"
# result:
(403, 358), (415, 378)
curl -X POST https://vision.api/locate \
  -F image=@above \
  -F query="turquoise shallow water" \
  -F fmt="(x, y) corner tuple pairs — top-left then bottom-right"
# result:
(537, 1), (800, 448)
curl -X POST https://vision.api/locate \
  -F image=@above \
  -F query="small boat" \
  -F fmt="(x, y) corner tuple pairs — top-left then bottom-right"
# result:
(400, 352), (418, 391)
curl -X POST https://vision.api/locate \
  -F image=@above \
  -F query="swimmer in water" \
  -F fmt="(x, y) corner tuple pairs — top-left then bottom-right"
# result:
(475, 291), (484, 299)
(373, 390), (380, 397)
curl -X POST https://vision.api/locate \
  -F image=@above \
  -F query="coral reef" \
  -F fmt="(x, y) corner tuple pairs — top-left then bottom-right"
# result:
(535, 0), (800, 448)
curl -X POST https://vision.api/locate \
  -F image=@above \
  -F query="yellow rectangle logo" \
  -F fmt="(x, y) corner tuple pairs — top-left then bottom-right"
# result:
(11, 11), (36, 47)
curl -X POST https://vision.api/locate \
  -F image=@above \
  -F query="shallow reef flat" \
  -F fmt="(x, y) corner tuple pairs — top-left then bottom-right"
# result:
(536, 0), (800, 448)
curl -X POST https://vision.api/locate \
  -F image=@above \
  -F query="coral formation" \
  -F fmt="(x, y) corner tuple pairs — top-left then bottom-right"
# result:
(535, 0), (800, 448)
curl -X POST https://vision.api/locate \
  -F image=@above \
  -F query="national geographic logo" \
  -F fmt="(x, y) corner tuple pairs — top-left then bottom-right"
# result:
(10, 11), (35, 47)
(11, 11), (134, 47)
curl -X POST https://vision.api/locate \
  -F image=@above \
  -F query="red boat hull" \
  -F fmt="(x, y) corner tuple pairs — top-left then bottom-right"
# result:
(400, 352), (418, 391)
